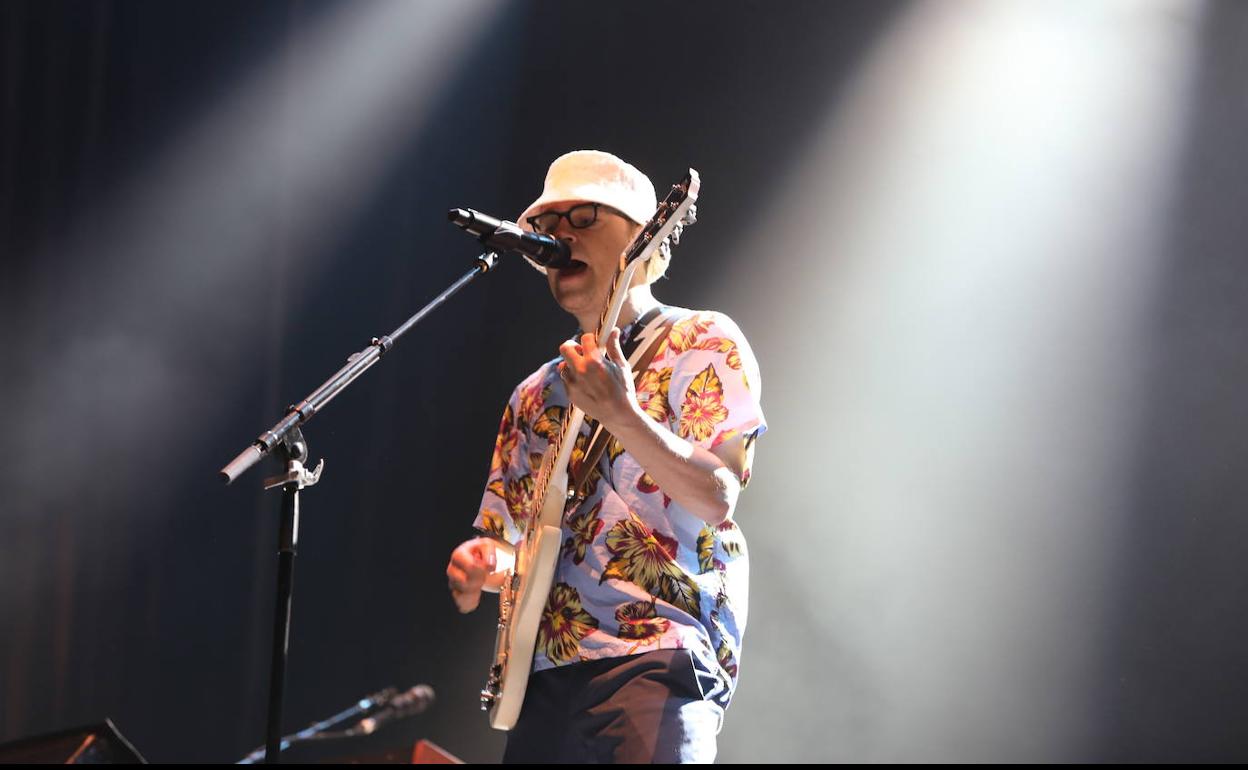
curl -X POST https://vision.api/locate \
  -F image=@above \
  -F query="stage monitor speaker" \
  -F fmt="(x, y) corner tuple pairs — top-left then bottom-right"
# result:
(410, 739), (463, 764)
(0, 719), (147, 764)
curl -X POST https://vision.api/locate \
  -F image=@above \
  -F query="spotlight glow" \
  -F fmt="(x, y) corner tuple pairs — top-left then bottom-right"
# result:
(716, 0), (1206, 761)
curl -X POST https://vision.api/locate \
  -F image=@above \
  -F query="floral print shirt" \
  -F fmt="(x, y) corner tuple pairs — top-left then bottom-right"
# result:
(473, 308), (766, 707)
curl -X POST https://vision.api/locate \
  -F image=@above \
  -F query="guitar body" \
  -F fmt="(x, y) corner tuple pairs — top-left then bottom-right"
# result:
(482, 458), (570, 730)
(485, 522), (560, 730)
(479, 170), (700, 730)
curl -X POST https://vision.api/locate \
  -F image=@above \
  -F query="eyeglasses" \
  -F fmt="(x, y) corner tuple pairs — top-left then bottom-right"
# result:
(525, 202), (618, 235)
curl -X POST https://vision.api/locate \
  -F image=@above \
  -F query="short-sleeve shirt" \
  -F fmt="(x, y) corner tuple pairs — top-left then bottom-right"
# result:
(473, 308), (766, 707)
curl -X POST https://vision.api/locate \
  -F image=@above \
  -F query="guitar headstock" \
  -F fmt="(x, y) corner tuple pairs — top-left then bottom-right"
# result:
(596, 169), (701, 339)
(657, 202), (697, 263)
(623, 169), (701, 270)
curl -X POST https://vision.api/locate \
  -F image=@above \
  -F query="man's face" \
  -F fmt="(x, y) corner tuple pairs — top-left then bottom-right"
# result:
(533, 201), (643, 321)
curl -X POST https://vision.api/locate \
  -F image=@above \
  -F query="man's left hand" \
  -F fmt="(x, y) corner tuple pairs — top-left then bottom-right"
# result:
(558, 328), (638, 431)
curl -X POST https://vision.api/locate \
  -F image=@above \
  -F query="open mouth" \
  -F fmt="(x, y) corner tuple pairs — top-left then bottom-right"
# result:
(558, 259), (589, 277)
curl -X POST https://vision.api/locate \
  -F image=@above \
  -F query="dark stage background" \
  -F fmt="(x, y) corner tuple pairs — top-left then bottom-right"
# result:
(2, 0), (1246, 763)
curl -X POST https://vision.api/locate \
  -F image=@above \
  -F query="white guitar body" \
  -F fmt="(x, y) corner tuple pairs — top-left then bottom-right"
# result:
(482, 455), (573, 729)
(479, 171), (700, 730)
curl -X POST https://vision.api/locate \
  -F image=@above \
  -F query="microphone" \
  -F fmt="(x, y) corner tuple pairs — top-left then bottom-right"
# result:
(235, 684), (431, 761)
(448, 208), (571, 268)
(355, 684), (436, 735)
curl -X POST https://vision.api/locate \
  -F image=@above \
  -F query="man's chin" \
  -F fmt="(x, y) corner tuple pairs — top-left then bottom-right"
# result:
(551, 287), (602, 320)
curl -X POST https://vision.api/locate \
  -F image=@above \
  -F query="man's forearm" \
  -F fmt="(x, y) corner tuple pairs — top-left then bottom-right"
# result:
(608, 402), (740, 525)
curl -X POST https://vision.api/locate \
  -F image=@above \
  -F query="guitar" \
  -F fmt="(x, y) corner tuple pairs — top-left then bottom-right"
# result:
(479, 169), (700, 730)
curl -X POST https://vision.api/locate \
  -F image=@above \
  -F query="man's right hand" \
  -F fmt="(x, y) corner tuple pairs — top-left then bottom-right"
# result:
(446, 537), (498, 613)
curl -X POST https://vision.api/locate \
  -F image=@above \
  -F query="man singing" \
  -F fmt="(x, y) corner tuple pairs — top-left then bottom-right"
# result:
(446, 150), (766, 763)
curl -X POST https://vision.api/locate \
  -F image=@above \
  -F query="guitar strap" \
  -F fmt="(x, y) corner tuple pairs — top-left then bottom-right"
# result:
(568, 305), (685, 502)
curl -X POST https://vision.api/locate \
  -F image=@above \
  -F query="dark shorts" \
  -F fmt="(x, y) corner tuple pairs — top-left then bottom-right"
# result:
(502, 650), (725, 764)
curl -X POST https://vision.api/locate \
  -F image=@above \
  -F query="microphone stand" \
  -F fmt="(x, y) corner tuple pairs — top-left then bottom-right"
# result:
(236, 687), (397, 764)
(219, 251), (499, 764)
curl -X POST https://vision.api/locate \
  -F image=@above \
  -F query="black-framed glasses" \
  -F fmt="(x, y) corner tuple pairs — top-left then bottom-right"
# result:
(525, 202), (617, 235)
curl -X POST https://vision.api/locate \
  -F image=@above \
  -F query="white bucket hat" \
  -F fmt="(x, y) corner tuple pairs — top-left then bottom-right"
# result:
(517, 150), (657, 275)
